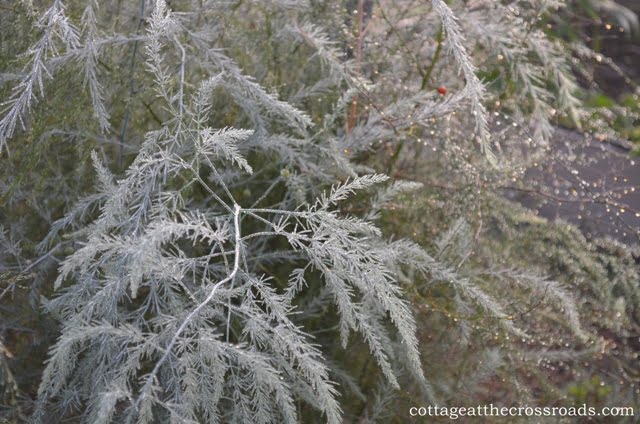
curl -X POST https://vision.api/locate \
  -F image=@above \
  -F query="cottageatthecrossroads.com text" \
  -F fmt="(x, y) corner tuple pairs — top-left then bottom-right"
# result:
(409, 404), (635, 420)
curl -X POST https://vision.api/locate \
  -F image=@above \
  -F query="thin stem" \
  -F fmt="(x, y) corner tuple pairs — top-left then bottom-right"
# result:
(249, 177), (283, 209)
(422, 26), (443, 90)
(118, 0), (146, 169)
(347, 0), (366, 133)
(135, 204), (243, 411)
(388, 22), (445, 175)
(173, 35), (186, 122)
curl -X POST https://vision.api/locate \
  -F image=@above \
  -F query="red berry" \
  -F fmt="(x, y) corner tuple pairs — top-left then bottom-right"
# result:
(437, 86), (447, 96)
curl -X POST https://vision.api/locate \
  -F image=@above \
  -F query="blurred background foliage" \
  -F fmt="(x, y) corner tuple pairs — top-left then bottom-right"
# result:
(548, 0), (640, 146)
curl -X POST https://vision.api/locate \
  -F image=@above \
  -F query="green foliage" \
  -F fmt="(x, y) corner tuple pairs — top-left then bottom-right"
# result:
(0, 0), (638, 423)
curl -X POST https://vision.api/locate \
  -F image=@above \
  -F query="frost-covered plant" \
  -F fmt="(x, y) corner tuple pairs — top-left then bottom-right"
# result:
(1, 0), (638, 422)
(5, 1), (433, 422)
(33, 118), (425, 422)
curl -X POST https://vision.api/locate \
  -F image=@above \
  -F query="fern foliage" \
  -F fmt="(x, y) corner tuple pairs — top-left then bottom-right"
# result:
(0, 0), (638, 423)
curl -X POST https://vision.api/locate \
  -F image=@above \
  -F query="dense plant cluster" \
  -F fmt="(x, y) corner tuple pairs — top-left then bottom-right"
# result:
(1, 0), (639, 423)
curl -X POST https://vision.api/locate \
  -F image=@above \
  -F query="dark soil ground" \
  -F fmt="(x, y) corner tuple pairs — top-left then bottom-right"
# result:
(511, 5), (640, 247)
(507, 128), (640, 246)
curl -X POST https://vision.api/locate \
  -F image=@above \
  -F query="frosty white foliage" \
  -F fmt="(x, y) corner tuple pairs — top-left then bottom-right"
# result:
(0, 0), (80, 152)
(396, 216), (587, 342)
(430, 0), (495, 165)
(366, 180), (423, 221)
(80, 1), (110, 132)
(2, 0), (629, 421)
(27, 1), (432, 422)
